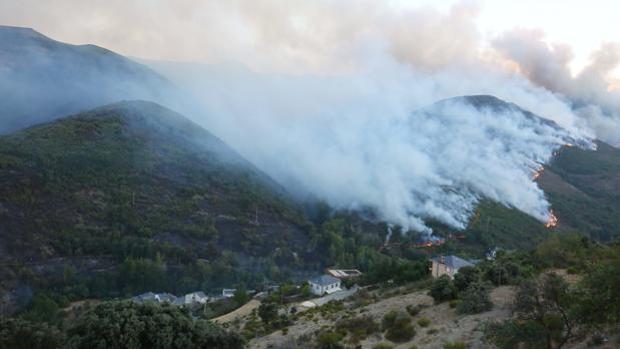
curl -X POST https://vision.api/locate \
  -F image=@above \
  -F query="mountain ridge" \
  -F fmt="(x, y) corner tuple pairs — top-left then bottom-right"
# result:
(0, 100), (318, 313)
(0, 25), (179, 134)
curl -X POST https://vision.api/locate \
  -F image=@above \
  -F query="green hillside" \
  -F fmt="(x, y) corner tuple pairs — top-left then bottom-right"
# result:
(416, 97), (620, 256)
(0, 101), (315, 307)
(543, 141), (620, 240)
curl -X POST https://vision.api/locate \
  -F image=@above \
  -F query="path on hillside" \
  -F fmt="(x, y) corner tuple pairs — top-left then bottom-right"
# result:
(212, 299), (261, 323)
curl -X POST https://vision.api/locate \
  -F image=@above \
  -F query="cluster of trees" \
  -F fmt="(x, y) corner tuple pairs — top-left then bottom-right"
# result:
(0, 301), (243, 349)
(311, 216), (431, 286)
(428, 267), (493, 315)
(485, 235), (620, 348)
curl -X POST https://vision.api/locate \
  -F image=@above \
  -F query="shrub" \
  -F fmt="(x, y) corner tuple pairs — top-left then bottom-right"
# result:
(336, 316), (380, 341)
(382, 310), (400, 330)
(443, 341), (468, 349)
(453, 266), (480, 292)
(258, 301), (279, 324)
(449, 300), (460, 308)
(417, 317), (431, 327)
(427, 328), (439, 335)
(383, 311), (415, 343)
(429, 276), (458, 303)
(317, 331), (345, 349)
(406, 304), (423, 316)
(484, 319), (547, 349)
(456, 281), (493, 315)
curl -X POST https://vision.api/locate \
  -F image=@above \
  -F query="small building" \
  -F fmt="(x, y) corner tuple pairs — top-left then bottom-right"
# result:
(133, 292), (177, 304)
(154, 293), (177, 304)
(132, 292), (156, 303)
(430, 255), (476, 279)
(308, 274), (341, 296)
(326, 268), (363, 279)
(222, 288), (236, 298)
(174, 291), (208, 306)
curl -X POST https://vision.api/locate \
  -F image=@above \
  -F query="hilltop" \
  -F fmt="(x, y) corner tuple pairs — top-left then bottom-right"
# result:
(0, 25), (178, 133)
(0, 101), (316, 311)
(385, 95), (620, 257)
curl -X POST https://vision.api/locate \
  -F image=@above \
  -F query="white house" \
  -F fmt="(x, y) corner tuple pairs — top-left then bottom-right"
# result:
(133, 292), (177, 304)
(308, 274), (341, 296)
(222, 288), (236, 298)
(154, 293), (177, 303)
(430, 255), (476, 279)
(174, 291), (208, 305)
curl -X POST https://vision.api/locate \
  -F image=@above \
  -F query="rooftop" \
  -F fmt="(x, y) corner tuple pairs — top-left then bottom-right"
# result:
(326, 269), (362, 278)
(431, 255), (476, 269)
(309, 274), (340, 286)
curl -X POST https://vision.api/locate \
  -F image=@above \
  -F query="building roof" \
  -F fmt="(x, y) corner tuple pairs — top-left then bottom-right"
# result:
(133, 292), (156, 302)
(186, 291), (207, 298)
(431, 255), (475, 269)
(326, 269), (363, 278)
(309, 274), (341, 286)
(155, 293), (177, 302)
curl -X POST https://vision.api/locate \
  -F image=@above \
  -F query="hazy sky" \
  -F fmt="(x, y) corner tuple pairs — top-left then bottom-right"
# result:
(0, 0), (618, 79)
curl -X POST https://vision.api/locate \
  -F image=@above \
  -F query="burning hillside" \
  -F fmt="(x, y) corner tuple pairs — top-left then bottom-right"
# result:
(546, 210), (559, 228)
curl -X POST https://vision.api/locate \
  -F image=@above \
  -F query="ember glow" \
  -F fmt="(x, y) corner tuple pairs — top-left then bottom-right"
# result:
(546, 210), (559, 228)
(532, 166), (544, 181)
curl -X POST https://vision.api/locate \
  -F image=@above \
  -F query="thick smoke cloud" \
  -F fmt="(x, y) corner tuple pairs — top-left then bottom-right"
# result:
(151, 59), (590, 233)
(493, 30), (620, 145)
(1, 0), (617, 233)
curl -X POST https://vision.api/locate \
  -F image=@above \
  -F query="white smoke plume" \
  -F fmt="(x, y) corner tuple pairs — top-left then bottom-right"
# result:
(152, 59), (591, 233)
(1, 0), (617, 233)
(493, 30), (620, 145)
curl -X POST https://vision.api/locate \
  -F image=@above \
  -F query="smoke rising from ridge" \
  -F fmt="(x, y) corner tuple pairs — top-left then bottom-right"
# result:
(2, 0), (619, 233)
(153, 58), (591, 233)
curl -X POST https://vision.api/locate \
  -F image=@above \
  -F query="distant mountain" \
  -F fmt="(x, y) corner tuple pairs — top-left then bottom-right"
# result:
(0, 101), (315, 312)
(0, 26), (178, 133)
(425, 96), (620, 254)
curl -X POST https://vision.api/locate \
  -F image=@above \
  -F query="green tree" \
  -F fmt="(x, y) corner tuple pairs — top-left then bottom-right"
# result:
(316, 331), (344, 349)
(429, 275), (458, 303)
(486, 273), (576, 349)
(382, 310), (415, 343)
(233, 288), (249, 306)
(299, 282), (312, 298)
(0, 317), (64, 349)
(67, 301), (243, 349)
(22, 293), (61, 324)
(575, 256), (620, 327)
(484, 258), (524, 286)
(456, 280), (493, 314)
(453, 266), (479, 292)
(258, 301), (279, 324)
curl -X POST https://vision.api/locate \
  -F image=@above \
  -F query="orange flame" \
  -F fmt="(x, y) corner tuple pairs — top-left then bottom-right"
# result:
(546, 210), (558, 228)
(532, 166), (544, 181)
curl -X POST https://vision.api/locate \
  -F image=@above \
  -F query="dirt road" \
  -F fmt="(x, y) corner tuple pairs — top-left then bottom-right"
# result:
(212, 299), (261, 324)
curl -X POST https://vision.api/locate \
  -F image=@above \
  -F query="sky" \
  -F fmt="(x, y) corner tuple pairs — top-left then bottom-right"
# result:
(0, 0), (618, 79)
(396, 0), (620, 74)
